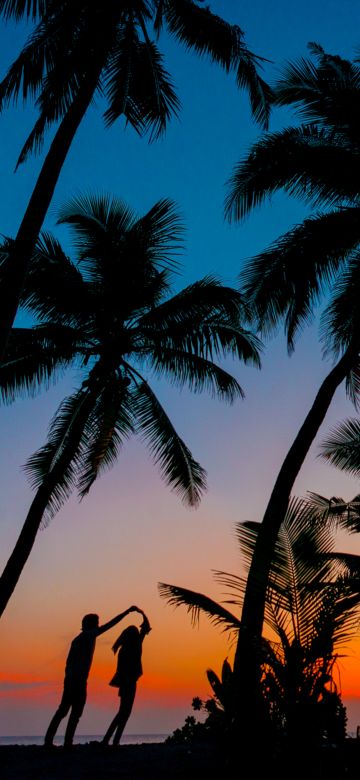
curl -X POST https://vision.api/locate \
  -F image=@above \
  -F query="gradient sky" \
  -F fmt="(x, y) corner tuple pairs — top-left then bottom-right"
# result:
(2, 0), (360, 739)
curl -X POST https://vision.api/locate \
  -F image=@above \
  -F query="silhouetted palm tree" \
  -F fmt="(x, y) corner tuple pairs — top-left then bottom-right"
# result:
(0, 192), (261, 616)
(0, 0), (271, 360)
(224, 43), (360, 734)
(160, 497), (360, 746)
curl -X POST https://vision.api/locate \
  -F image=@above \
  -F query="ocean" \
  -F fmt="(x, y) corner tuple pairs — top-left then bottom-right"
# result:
(0, 734), (168, 746)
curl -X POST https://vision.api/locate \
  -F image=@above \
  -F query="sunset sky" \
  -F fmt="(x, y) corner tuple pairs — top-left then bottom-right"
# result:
(2, 0), (360, 739)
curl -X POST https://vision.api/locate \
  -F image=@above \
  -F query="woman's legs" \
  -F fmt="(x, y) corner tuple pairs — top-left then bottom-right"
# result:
(113, 681), (137, 745)
(102, 711), (120, 745)
(102, 681), (137, 746)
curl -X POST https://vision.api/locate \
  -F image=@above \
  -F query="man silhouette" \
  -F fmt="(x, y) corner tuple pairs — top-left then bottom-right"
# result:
(44, 606), (141, 747)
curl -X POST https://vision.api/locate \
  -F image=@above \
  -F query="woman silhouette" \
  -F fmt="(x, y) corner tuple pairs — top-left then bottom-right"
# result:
(102, 611), (151, 746)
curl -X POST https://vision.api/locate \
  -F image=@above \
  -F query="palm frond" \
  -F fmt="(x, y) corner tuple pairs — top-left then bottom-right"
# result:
(142, 276), (252, 329)
(235, 49), (273, 129)
(345, 362), (360, 410)
(308, 580), (360, 651)
(324, 551), (360, 579)
(0, 324), (78, 403)
(275, 46), (360, 136)
(103, 19), (148, 133)
(0, 17), (56, 108)
(57, 191), (137, 237)
(225, 125), (358, 222)
(164, 0), (243, 68)
(320, 251), (360, 357)
(77, 378), (135, 498)
(15, 110), (50, 168)
(307, 491), (360, 534)
(151, 346), (245, 401)
(236, 498), (338, 646)
(126, 38), (180, 140)
(129, 197), (184, 270)
(0, 0), (46, 20)
(158, 581), (240, 634)
(320, 418), (360, 477)
(21, 231), (88, 326)
(104, 20), (180, 138)
(239, 207), (360, 347)
(134, 379), (206, 507)
(23, 387), (97, 522)
(58, 195), (183, 280)
(163, 0), (271, 127)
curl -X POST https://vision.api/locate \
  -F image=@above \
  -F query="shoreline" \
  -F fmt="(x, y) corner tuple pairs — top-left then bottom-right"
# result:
(0, 733), (167, 747)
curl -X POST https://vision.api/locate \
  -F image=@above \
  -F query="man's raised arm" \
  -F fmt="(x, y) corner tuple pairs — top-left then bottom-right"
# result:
(96, 606), (140, 636)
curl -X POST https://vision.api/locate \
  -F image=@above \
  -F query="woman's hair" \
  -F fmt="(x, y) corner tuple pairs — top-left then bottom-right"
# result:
(140, 615), (151, 636)
(112, 625), (139, 654)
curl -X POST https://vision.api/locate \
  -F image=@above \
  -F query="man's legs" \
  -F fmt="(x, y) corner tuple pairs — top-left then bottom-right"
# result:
(44, 686), (72, 746)
(63, 688), (87, 747)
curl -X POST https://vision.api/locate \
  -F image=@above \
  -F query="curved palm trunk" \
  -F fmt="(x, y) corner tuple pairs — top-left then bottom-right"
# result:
(0, 466), (66, 617)
(0, 70), (102, 362)
(0, 390), (94, 617)
(233, 342), (358, 738)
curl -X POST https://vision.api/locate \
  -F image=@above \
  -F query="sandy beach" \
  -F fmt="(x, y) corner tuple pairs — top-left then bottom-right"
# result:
(3, 739), (360, 780)
(1, 741), (223, 779)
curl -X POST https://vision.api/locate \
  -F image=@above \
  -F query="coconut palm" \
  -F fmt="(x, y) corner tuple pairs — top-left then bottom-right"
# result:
(224, 43), (360, 733)
(0, 0), (272, 361)
(0, 192), (261, 617)
(159, 497), (360, 746)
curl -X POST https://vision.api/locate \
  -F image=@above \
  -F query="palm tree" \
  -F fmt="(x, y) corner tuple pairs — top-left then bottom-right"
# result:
(224, 43), (360, 735)
(159, 498), (360, 748)
(0, 0), (272, 361)
(0, 192), (261, 617)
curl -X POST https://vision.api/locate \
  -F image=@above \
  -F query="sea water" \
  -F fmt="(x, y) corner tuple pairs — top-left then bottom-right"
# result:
(0, 734), (168, 746)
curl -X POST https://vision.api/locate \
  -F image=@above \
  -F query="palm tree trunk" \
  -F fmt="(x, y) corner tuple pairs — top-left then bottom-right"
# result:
(0, 70), (101, 362)
(0, 389), (95, 617)
(233, 342), (358, 737)
(0, 468), (64, 617)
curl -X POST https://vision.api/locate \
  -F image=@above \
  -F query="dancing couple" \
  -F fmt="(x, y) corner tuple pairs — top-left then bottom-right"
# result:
(44, 605), (151, 748)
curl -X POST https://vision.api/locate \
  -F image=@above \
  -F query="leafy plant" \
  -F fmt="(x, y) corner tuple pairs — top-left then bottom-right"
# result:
(160, 498), (360, 746)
